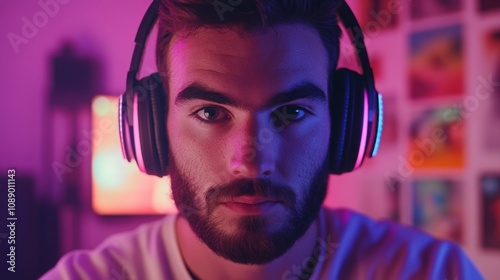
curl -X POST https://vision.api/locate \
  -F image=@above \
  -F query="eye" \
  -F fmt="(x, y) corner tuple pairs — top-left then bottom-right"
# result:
(284, 105), (306, 120)
(194, 106), (230, 123)
(272, 105), (308, 126)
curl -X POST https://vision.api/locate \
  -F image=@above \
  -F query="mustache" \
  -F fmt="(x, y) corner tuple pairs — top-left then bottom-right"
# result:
(205, 178), (297, 210)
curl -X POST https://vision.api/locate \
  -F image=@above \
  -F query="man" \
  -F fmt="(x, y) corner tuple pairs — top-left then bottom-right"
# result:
(42, 0), (483, 279)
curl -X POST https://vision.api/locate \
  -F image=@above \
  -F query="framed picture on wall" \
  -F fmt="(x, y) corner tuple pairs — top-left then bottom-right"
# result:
(409, 25), (464, 100)
(412, 178), (462, 243)
(481, 174), (500, 249)
(356, 0), (399, 32)
(409, 106), (465, 169)
(482, 29), (500, 151)
(410, 0), (462, 20)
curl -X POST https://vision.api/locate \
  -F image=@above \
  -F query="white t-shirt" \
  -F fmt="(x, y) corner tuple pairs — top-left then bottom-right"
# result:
(41, 208), (483, 279)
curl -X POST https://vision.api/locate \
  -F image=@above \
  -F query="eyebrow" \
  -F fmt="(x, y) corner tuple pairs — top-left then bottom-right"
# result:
(174, 82), (327, 109)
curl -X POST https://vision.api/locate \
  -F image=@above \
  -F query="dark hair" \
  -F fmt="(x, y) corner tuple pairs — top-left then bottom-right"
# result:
(156, 0), (342, 76)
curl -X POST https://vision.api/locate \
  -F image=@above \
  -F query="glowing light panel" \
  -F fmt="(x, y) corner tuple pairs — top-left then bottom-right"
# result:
(92, 96), (112, 116)
(92, 95), (177, 215)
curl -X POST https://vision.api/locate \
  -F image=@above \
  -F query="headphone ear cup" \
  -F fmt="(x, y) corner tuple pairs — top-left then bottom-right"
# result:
(148, 73), (170, 174)
(329, 68), (367, 174)
(134, 73), (169, 176)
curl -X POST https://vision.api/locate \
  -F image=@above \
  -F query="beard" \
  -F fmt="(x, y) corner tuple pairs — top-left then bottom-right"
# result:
(168, 157), (329, 265)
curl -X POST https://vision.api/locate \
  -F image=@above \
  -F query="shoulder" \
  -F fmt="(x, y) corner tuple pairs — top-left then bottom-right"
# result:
(316, 207), (483, 280)
(322, 207), (436, 247)
(40, 214), (184, 280)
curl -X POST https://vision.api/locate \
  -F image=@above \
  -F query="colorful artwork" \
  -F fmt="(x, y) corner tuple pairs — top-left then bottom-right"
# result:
(482, 29), (500, 150)
(91, 95), (176, 215)
(481, 175), (500, 249)
(409, 107), (464, 169)
(410, 0), (462, 19)
(356, 0), (399, 32)
(409, 25), (464, 100)
(412, 179), (462, 242)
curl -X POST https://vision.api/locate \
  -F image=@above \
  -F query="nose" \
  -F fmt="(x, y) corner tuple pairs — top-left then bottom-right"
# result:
(229, 116), (276, 178)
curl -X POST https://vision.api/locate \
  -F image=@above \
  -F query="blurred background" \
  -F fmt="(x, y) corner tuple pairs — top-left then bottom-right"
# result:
(1, 0), (499, 279)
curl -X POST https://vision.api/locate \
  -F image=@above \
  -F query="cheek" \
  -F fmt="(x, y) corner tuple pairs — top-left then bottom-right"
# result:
(278, 120), (330, 180)
(167, 113), (229, 182)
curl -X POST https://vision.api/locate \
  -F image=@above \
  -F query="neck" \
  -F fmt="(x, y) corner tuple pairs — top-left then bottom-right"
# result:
(175, 214), (320, 280)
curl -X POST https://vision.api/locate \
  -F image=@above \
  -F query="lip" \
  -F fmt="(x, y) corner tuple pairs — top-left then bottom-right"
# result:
(229, 196), (279, 204)
(220, 196), (281, 215)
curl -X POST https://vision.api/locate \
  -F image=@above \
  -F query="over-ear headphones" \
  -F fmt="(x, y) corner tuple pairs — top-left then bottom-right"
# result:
(119, 0), (383, 177)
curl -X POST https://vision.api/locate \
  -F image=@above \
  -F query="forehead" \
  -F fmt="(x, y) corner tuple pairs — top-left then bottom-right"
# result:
(166, 24), (329, 105)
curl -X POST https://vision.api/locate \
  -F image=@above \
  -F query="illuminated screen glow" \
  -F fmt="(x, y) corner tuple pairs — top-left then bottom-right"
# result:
(91, 95), (177, 215)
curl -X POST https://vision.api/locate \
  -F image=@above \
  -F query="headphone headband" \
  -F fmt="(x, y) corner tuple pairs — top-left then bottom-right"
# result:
(124, 0), (376, 121)
(125, 0), (160, 126)
(120, 0), (383, 176)
(336, 2), (375, 93)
